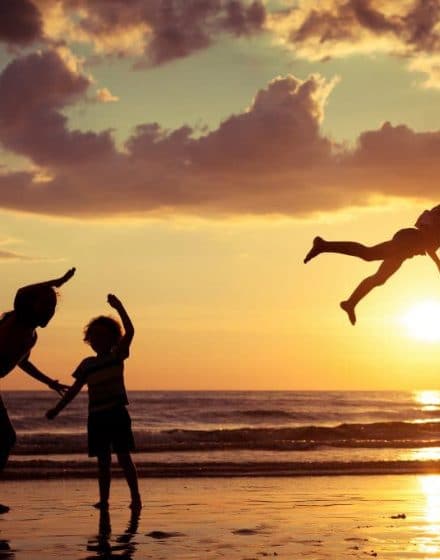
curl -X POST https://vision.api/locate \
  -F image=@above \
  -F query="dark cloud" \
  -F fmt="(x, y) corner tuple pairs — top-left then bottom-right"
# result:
(0, 49), (439, 218)
(58, 0), (266, 65)
(291, 0), (399, 46)
(403, 0), (440, 52)
(0, 50), (114, 166)
(287, 0), (440, 60)
(0, 0), (43, 45)
(3, 0), (439, 73)
(191, 75), (333, 171)
(351, 0), (398, 33)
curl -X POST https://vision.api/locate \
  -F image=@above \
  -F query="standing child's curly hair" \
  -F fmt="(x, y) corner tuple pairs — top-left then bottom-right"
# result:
(83, 316), (122, 346)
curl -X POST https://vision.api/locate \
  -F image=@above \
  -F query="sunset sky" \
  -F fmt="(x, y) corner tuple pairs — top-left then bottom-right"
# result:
(2, 0), (440, 390)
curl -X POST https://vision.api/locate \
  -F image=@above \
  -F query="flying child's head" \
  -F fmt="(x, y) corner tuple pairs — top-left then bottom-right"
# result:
(84, 315), (122, 355)
(14, 285), (58, 327)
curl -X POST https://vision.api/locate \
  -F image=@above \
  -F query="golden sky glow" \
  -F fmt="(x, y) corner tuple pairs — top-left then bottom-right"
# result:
(2, 1), (440, 389)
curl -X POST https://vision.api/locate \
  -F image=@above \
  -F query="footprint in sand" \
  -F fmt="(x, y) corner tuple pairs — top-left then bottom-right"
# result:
(232, 525), (269, 536)
(146, 530), (185, 539)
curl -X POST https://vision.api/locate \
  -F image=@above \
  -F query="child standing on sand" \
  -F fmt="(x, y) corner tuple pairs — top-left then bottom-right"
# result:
(46, 294), (141, 511)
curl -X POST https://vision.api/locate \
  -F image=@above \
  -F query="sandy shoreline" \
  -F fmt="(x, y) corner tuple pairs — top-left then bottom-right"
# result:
(0, 474), (440, 558)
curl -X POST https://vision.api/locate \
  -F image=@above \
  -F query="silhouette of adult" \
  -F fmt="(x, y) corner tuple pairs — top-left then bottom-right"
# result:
(0, 268), (75, 513)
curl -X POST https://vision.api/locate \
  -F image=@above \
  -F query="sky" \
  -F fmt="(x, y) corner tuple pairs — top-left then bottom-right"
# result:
(2, 0), (440, 390)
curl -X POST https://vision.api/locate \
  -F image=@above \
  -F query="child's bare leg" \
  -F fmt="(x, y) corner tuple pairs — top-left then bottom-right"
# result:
(340, 258), (403, 325)
(95, 452), (111, 509)
(304, 238), (387, 264)
(117, 453), (141, 509)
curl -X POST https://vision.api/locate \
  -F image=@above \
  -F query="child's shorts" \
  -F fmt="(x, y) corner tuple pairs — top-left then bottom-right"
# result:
(391, 228), (425, 258)
(87, 406), (135, 457)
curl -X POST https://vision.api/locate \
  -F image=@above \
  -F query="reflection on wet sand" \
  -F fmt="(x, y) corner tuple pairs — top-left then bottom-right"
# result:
(0, 539), (14, 559)
(416, 474), (440, 556)
(84, 508), (141, 559)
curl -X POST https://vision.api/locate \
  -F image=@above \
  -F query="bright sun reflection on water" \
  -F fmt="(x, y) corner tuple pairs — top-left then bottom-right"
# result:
(414, 390), (440, 411)
(411, 448), (440, 462)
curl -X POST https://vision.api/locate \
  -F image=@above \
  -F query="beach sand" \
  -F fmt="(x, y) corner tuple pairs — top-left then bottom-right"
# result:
(0, 474), (440, 559)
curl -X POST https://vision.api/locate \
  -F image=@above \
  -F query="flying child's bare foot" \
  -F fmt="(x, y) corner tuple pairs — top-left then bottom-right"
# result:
(93, 501), (109, 510)
(0, 504), (9, 514)
(340, 301), (356, 325)
(304, 236), (325, 264)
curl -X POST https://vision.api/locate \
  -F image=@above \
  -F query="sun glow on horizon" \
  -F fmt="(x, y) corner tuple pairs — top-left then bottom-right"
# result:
(401, 300), (440, 342)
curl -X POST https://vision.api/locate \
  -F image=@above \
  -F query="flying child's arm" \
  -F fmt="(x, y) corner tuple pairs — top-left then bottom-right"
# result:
(107, 294), (134, 358)
(18, 357), (69, 395)
(46, 377), (85, 419)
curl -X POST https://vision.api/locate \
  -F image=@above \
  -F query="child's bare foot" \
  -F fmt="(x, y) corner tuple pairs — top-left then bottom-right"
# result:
(130, 496), (142, 511)
(304, 236), (325, 263)
(340, 301), (356, 325)
(0, 504), (9, 514)
(93, 501), (109, 510)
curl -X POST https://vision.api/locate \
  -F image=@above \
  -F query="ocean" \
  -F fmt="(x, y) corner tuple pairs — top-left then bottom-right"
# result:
(4, 390), (440, 478)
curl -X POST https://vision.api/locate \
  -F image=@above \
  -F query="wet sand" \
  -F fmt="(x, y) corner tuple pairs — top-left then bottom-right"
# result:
(0, 474), (440, 559)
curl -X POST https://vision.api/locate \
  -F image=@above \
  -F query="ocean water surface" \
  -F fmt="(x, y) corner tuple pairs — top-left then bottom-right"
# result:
(4, 390), (440, 478)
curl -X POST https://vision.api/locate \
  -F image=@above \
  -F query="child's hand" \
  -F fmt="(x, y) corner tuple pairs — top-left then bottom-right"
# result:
(55, 268), (76, 287)
(49, 379), (69, 396)
(46, 408), (58, 420)
(107, 293), (122, 309)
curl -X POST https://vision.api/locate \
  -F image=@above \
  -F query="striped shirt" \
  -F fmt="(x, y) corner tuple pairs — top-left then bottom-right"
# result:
(73, 353), (129, 413)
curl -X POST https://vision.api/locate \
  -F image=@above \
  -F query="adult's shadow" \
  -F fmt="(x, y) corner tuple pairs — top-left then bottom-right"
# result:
(84, 507), (141, 559)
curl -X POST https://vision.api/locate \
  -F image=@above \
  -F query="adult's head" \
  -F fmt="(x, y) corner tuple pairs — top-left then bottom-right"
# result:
(14, 286), (58, 328)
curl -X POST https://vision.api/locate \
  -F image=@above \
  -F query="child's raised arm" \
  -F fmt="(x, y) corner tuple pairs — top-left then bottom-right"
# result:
(107, 294), (134, 358)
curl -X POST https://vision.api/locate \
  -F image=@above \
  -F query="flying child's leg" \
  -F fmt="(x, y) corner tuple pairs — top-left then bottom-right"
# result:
(304, 237), (390, 264)
(117, 453), (141, 510)
(95, 451), (111, 509)
(340, 258), (403, 325)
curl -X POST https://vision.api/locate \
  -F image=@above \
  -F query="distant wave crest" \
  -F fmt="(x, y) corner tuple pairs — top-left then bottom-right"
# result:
(13, 420), (440, 455)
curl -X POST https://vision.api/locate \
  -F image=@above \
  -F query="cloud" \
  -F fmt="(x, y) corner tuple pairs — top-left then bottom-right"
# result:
(0, 0), (43, 45)
(0, 237), (40, 261)
(34, 0), (267, 66)
(0, 49), (439, 219)
(0, 49), (115, 166)
(269, 0), (440, 88)
(0, 250), (33, 261)
(3, 0), (435, 89)
(96, 87), (119, 103)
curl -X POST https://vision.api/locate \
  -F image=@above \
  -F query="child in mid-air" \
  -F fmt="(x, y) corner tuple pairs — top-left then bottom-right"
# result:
(46, 294), (141, 511)
(304, 205), (440, 325)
